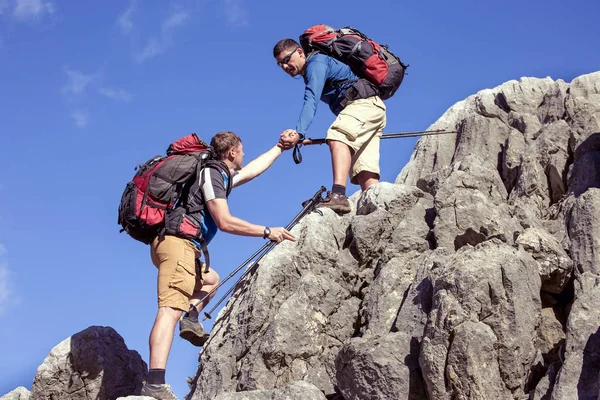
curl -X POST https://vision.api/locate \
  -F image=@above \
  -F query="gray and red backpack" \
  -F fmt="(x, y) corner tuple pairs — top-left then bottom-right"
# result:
(117, 133), (231, 247)
(299, 25), (408, 100)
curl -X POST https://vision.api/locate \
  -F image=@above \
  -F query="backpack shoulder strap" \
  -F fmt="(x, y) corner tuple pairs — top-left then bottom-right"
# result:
(207, 160), (233, 197)
(196, 159), (233, 198)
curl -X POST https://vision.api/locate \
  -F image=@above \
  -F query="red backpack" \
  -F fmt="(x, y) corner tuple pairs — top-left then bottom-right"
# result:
(117, 133), (231, 245)
(300, 25), (408, 100)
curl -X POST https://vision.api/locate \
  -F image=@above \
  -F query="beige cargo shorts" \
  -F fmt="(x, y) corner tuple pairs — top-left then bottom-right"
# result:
(150, 235), (203, 311)
(326, 96), (386, 184)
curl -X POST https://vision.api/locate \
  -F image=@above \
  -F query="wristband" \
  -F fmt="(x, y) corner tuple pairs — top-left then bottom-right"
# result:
(263, 227), (271, 239)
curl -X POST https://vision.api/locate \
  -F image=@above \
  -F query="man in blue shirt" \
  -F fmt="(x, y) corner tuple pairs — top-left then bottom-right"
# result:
(273, 38), (387, 214)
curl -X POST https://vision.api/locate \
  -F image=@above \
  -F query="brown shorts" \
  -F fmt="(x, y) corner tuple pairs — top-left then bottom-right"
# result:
(326, 96), (387, 184)
(150, 235), (203, 311)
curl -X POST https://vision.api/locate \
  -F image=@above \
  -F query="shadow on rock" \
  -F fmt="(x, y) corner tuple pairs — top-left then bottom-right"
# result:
(577, 326), (600, 399)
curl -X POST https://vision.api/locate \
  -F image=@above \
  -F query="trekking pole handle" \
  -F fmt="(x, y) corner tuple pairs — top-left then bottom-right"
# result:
(300, 138), (327, 146)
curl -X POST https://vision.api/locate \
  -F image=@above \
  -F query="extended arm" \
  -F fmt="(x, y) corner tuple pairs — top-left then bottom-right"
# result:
(295, 58), (328, 135)
(206, 198), (294, 242)
(234, 145), (284, 187)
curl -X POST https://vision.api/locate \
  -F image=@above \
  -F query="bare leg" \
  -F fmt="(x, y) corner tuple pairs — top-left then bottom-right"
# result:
(188, 268), (221, 315)
(149, 306), (183, 369)
(328, 140), (352, 187)
(355, 171), (379, 191)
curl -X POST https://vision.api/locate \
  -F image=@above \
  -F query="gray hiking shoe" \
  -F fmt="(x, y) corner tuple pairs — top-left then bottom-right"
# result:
(317, 191), (351, 215)
(179, 315), (210, 347)
(140, 382), (178, 400)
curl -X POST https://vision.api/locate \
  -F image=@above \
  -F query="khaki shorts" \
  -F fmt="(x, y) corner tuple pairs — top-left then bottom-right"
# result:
(150, 235), (203, 311)
(326, 96), (387, 184)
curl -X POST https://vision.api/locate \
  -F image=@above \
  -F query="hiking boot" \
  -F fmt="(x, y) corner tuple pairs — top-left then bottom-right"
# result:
(140, 382), (178, 400)
(179, 315), (210, 347)
(317, 191), (351, 215)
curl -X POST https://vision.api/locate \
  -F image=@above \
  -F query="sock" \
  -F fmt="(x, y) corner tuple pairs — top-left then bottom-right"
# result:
(148, 369), (166, 385)
(332, 184), (346, 196)
(185, 309), (199, 322)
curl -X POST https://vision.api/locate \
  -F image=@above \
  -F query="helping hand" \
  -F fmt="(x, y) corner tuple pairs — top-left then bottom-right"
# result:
(278, 129), (301, 150)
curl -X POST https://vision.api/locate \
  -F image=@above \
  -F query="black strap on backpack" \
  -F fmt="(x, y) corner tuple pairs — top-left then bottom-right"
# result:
(184, 159), (233, 273)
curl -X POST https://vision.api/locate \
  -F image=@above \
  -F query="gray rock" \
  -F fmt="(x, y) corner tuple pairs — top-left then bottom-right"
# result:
(508, 110), (542, 138)
(30, 326), (147, 400)
(115, 397), (154, 400)
(532, 362), (560, 400)
(499, 77), (556, 116)
(0, 387), (30, 400)
(568, 189), (600, 275)
(185, 71), (600, 400)
(537, 81), (568, 125)
(336, 332), (425, 400)
(516, 228), (573, 293)
(420, 240), (541, 399)
(212, 381), (326, 400)
(501, 127), (526, 192)
(568, 151), (600, 198)
(550, 273), (600, 400)
(565, 71), (600, 139)
(433, 155), (522, 250)
(536, 308), (566, 361)
(336, 251), (445, 400)
(534, 120), (571, 203)
(509, 153), (551, 221)
(190, 211), (358, 399)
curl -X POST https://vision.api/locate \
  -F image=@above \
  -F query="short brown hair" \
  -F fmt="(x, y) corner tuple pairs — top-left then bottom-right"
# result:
(273, 39), (300, 58)
(210, 131), (242, 160)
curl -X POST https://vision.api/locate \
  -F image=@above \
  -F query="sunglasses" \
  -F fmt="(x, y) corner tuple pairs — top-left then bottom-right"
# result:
(277, 47), (299, 67)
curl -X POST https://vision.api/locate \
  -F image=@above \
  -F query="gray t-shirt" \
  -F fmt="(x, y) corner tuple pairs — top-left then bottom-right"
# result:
(197, 166), (240, 243)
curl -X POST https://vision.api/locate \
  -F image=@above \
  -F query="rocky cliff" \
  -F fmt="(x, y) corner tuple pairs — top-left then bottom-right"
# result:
(188, 71), (600, 400)
(3, 71), (599, 400)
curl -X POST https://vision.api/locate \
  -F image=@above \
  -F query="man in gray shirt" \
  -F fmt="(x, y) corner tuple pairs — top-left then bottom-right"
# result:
(141, 131), (295, 400)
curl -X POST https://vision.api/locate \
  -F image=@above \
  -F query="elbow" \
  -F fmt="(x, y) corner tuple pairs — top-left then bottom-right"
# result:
(215, 218), (234, 234)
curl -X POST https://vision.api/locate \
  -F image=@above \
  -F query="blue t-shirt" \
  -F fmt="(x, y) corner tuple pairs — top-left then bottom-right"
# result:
(296, 53), (359, 135)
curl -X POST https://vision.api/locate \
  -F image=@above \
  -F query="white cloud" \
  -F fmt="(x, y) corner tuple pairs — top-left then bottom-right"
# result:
(72, 109), (89, 128)
(163, 9), (189, 30)
(13, 0), (55, 20)
(223, 0), (247, 27)
(0, 244), (13, 316)
(60, 68), (97, 98)
(116, 0), (136, 35)
(99, 87), (134, 103)
(135, 9), (190, 62)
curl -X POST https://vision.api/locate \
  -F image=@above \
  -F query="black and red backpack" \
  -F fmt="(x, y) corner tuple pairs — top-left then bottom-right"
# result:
(299, 25), (408, 100)
(117, 133), (231, 246)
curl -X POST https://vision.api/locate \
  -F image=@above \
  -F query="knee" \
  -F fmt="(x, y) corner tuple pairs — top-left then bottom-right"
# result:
(212, 272), (221, 286)
(156, 306), (183, 322)
(203, 269), (220, 287)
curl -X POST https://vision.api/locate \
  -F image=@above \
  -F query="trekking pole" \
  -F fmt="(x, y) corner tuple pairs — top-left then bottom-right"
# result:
(201, 186), (327, 321)
(190, 186), (325, 313)
(293, 129), (458, 163)
(188, 241), (273, 312)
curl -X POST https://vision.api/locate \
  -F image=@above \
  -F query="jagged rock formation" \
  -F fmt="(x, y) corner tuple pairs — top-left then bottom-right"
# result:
(0, 387), (30, 400)
(188, 71), (600, 400)
(28, 326), (147, 400)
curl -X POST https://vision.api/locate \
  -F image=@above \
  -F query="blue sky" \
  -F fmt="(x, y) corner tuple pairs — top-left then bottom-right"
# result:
(0, 0), (598, 398)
